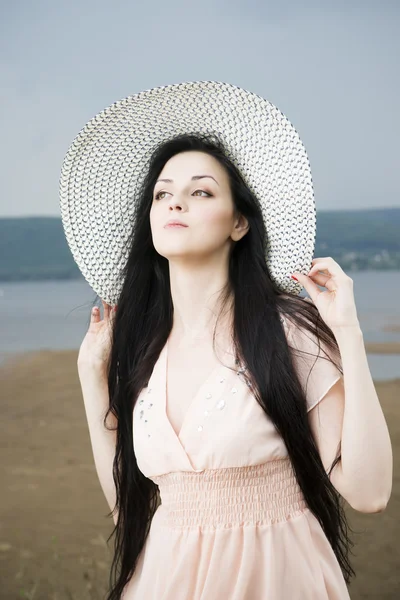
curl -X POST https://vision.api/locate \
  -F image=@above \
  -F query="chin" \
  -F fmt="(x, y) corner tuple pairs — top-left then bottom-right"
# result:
(154, 243), (192, 259)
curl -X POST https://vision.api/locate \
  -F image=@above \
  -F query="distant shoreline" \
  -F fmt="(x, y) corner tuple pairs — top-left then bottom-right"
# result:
(0, 268), (400, 286)
(2, 211), (400, 282)
(1, 342), (400, 379)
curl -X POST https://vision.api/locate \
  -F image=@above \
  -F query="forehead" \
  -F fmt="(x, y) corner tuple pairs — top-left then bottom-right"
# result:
(158, 151), (226, 180)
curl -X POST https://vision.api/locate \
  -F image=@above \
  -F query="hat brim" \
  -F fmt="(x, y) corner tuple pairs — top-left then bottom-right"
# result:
(59, 80), (315, 305)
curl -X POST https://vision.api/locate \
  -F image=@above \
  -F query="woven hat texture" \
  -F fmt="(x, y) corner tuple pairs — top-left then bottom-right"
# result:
(59, 80), (316, 305)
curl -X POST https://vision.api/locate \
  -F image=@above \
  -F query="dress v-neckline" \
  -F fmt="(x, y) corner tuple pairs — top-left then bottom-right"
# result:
(161, 337), (234, 441)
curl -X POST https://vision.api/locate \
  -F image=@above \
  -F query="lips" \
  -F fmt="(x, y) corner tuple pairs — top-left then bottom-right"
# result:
(164, 220), (188, 228)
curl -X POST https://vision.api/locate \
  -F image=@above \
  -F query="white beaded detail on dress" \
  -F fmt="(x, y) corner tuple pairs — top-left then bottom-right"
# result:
(194, 359), (251, 433)
(135, 359), (251, 440)
(136, 385), (153, 437)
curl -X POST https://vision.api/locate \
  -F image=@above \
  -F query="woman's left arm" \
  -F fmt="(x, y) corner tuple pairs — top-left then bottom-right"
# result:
(292, 258), (393, 514)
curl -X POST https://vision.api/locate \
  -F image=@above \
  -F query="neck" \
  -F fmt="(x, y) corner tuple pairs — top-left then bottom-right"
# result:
(168, 257), (233, 343)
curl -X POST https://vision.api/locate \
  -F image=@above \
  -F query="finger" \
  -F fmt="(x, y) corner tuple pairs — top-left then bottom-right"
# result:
(308, 272), (337, 292)
(102, 300), (111, 321)
(292, 271), (321, 303)
(308, 271), (330, 285)
(308, 265), (334, 279)
(309, 258), (344, 278)
(91, 306), (100, 322)
(311, 257), (337, 264)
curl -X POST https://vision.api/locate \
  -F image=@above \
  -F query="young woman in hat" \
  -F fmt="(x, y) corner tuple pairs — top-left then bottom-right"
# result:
(61, 82), (393, 599)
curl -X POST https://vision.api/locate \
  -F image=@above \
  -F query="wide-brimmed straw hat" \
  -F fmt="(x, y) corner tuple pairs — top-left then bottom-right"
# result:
(59, 80), (315, 305)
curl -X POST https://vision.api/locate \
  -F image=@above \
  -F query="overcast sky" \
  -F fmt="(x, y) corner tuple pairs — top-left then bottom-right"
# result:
(1, 0), (398, 217)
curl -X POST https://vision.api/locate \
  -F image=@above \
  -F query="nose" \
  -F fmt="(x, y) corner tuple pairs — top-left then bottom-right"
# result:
(168, 196), (186, 211)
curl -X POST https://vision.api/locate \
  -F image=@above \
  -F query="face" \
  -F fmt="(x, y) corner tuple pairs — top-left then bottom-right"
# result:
(149, 151), (249, 263)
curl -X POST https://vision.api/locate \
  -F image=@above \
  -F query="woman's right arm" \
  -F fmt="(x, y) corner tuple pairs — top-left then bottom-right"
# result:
(78, 362), (118, 526)
(77, 301), (118, 526)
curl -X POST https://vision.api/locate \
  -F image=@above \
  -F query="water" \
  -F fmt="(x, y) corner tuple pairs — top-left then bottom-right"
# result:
(0, 271), (399, 380)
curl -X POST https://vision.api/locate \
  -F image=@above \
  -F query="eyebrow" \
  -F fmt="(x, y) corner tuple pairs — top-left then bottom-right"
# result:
(155, 175), (219, 186)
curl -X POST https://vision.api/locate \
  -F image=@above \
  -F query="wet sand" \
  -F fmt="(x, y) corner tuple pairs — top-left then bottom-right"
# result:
(365, 341), (400, 354)
(0, 347), (399, 599)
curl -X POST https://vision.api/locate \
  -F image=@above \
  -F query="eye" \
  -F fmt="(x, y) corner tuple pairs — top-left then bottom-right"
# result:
(154, 190), (169, 200)
(154, 189), (212, 200)
(193, 189), (212, 197)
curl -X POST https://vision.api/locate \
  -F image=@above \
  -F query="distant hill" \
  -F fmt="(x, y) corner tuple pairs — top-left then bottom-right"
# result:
(0, 208), (399, 281)
(0, 217), (82, 281)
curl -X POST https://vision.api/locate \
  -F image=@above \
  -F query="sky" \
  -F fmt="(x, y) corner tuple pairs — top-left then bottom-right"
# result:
(1, 0), (399, 217)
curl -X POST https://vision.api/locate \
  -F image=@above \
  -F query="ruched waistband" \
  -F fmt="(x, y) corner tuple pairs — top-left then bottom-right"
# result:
(151, 458), (308, 530)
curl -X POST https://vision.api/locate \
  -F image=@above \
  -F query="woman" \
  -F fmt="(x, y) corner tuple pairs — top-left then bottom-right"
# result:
(61, 82), (392, 600)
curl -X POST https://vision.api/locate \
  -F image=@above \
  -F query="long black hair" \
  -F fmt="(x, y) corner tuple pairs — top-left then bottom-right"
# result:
(97, 132), (355, 598)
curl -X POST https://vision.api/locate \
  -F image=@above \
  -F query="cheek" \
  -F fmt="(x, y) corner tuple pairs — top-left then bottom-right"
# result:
(199, 207), (233, 234)
(149, 205), (160, 231)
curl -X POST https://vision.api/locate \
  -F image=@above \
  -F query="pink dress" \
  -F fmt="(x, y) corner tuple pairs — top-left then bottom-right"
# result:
(123, 319), (351, 599)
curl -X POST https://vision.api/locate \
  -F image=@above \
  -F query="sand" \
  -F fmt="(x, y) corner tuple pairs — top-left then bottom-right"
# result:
(365, 341), (400, 354)
(0, 347), (399, 600)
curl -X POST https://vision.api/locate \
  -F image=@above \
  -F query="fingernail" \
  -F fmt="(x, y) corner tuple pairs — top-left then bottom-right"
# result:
(291, 275), (298, 281)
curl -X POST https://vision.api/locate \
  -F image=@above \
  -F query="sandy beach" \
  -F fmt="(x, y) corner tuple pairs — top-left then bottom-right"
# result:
(0, 344), (399, 600)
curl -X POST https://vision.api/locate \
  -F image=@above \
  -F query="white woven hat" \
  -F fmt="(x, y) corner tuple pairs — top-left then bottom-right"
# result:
(59, 80), (316, 305)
